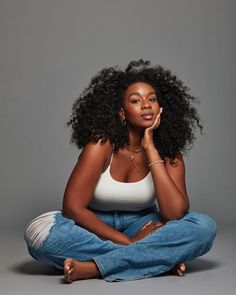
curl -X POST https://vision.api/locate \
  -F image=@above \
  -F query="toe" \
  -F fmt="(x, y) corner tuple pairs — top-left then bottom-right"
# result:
(177, 269), (183, 276)
(170, 262), (186, 276)
(180, 263), (186, 272)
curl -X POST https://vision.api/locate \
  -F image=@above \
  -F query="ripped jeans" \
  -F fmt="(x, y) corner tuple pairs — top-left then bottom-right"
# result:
(24, 205), (217, 282)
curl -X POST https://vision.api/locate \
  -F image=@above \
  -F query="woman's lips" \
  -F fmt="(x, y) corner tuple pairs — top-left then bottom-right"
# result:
(141, 113), (154, 120)
(142, 115), (153, 120)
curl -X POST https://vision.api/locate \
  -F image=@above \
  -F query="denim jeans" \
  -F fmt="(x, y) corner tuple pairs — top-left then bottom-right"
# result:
(24, 205), (217, 282)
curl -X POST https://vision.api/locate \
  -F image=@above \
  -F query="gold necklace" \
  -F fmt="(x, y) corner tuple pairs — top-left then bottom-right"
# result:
(126, 145), (143, 173)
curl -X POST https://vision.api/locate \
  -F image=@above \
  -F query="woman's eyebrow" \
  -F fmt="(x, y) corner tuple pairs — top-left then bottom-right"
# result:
(128, 91), (156, 98)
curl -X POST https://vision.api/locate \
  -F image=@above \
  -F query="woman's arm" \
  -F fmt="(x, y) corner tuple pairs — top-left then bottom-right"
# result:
(62, 139), (131, 245)
(142, 108), (190, 220)
(145, 147), (189, 220)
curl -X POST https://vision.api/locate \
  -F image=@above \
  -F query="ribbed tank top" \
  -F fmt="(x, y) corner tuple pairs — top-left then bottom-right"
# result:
(89, 148), (156, 211)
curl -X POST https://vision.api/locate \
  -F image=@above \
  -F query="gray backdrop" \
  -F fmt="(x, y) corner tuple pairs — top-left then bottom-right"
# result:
(1, 0), (235, 232)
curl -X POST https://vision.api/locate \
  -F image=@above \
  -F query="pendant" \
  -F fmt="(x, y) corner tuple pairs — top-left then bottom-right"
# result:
(130, 154), (140, 173)
(127, 145), (143, 173)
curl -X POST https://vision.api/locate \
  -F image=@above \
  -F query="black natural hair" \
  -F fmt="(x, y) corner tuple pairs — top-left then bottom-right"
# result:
(67, 59), (203, 163)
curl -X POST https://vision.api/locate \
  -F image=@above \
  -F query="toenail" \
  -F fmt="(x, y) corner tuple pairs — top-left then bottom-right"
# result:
(180, 264), (185, 271)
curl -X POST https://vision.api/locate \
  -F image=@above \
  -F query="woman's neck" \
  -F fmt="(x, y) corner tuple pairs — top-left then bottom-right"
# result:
(127, 128), (144, 149)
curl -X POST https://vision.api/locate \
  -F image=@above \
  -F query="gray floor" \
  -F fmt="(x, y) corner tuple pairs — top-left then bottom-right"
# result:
(1, 225), (235, 295)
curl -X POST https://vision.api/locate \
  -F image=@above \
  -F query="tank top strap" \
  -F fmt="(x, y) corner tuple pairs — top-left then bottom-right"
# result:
(109, 143), (115, 165)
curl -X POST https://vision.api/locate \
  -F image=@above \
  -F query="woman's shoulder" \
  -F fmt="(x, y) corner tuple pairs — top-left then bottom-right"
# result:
(79, 138), (113, 165)
(83, 138), (113, 152)
(164, 152), (184, 167)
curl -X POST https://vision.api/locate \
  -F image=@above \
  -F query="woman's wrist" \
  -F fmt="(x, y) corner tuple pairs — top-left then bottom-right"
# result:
(128, 237), (135, 244)
(144, 144), (160, 159)
(144, 144), (165, 165)
(143, 143), (156, 153)
(112, 233), (132, 245)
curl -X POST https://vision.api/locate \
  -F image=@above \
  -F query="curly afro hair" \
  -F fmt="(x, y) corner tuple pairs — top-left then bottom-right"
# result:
(67, 59), (203, 163)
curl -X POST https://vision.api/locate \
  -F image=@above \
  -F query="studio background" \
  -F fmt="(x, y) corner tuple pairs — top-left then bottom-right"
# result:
(1, 1), (236, 294)
(1, 0), (235, 235)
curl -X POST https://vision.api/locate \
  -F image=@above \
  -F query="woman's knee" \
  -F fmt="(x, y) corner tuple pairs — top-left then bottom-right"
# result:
(24, 211), (59, 249)
(184, 211), (217, 245)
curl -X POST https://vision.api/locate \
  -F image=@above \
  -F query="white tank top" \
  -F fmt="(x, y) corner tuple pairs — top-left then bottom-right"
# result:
(89, 148), (157, 211)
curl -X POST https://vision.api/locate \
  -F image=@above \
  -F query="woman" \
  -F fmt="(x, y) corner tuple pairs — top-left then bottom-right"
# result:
(24, 59), (217, 283)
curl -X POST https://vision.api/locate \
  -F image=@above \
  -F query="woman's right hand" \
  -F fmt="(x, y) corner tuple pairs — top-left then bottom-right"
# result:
(129, 220), (165, 243)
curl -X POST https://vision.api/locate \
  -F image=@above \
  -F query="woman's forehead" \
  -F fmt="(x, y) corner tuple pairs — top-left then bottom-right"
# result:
(123, 82), (156, 97)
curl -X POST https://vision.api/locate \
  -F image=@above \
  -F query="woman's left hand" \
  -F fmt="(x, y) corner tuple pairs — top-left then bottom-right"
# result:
(141, 107), (163, 150)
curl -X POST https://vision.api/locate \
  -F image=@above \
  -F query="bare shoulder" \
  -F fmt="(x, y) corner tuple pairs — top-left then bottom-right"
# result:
(164, 152), (185, 171)
(78, 138), (113, 169)
(64, 138), (113, 197)
(62, 139), (113, 214)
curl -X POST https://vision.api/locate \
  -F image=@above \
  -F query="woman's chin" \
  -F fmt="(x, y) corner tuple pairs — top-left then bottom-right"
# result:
(141, 120), (155, 128)
(132, 123), (154, 130)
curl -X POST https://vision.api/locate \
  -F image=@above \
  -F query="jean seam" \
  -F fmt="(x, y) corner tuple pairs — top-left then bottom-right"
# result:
(102, 271), (159, 282)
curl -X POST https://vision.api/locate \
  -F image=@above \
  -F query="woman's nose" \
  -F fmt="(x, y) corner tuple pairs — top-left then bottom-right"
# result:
(141, 100), (151, 109)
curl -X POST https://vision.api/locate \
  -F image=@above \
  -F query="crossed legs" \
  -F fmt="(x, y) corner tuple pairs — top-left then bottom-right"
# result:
(63, 259), (186, 283)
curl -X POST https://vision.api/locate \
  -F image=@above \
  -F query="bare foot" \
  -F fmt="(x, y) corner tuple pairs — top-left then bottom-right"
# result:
(64, 258), (101, 283)
(64, 258), (186, 282)
(170, 262), (186, 276)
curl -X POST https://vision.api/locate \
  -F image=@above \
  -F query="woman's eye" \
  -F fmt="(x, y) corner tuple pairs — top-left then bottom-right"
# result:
(150, 97), (157, 102)
(131, 99), (140, 104)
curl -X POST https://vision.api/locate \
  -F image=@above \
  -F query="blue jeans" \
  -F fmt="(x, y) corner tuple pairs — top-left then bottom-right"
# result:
(24, 205), (217, 282)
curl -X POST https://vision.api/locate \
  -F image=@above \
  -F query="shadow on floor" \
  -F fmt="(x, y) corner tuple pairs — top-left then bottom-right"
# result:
(11, 260), (63, 276)
(159, 257), (222, 277)
(11, 257), (221, 277)
(185, 258), (222, 273)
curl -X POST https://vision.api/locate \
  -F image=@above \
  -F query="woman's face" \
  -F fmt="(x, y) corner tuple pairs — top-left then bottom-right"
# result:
(120, 82), (160, 129)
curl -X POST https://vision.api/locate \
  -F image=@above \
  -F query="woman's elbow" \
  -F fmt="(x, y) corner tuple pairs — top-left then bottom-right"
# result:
(62, 198), (77, 218)
(161, 206), (189, 221)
